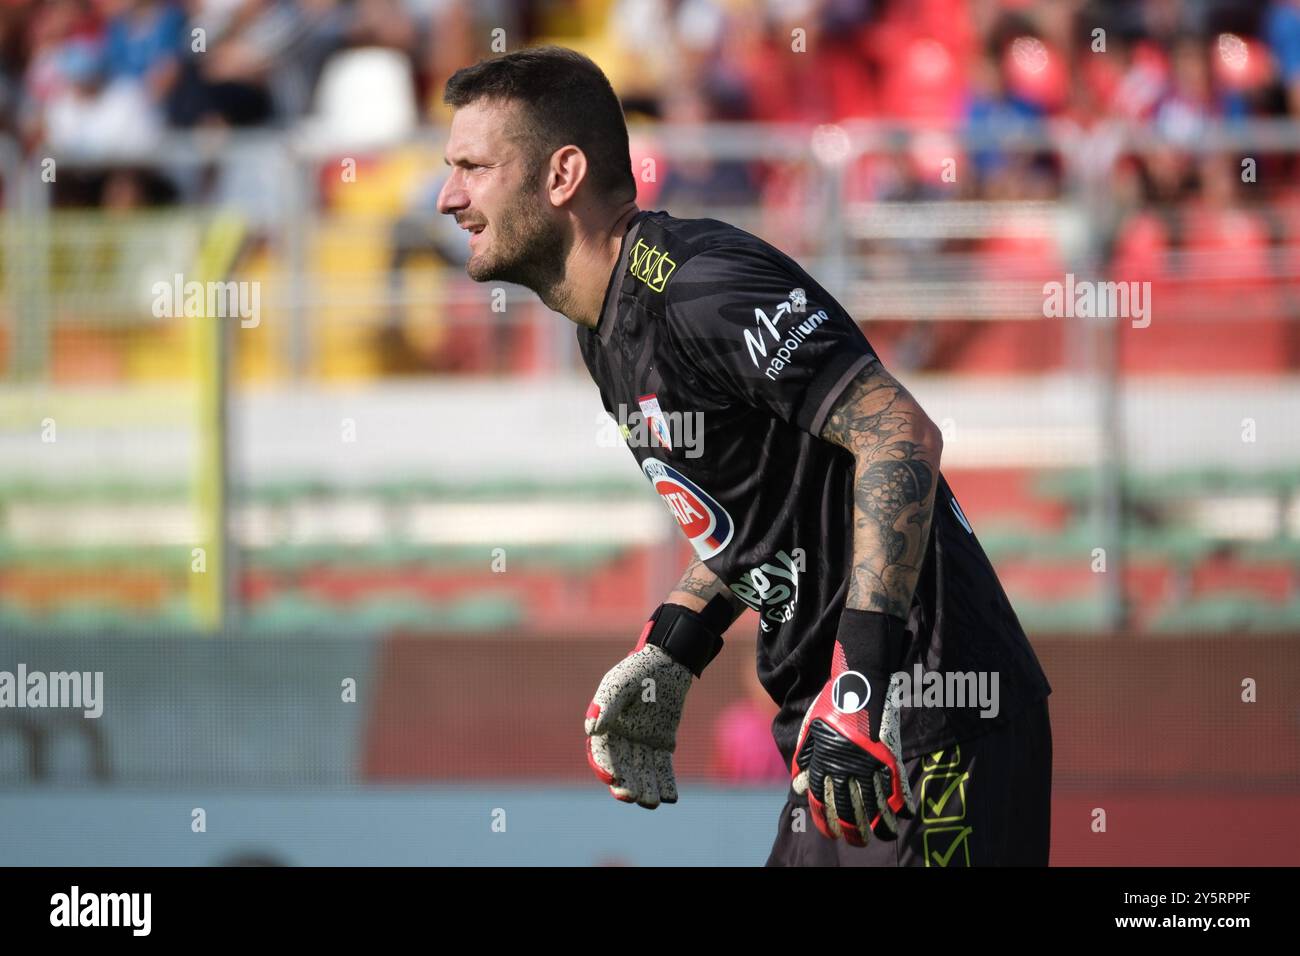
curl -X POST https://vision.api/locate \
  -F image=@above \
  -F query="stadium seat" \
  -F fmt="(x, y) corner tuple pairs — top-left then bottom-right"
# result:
(1192, 554), (1294, 602)
(297, 48), (418, 153)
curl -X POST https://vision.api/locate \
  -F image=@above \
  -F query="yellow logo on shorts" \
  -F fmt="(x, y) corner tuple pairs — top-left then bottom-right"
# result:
(919, 746), (974, 866)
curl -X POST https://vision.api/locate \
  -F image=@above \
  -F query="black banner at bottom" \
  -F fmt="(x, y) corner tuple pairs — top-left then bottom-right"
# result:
(0, 866), (1287, 941)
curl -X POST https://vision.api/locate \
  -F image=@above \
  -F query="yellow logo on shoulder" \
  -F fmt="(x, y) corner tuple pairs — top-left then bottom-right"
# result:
(629, 239), (676, 292)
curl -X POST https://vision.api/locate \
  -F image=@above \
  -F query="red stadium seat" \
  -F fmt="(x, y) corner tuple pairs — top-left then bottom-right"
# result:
(1191, 555), (1295, 602)
(944, 468), (1071, 530)
(1117, 206), (1289, 373)
(938, 233), (1066, 373)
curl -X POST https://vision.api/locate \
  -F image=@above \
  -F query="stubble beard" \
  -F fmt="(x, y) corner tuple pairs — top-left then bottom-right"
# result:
(465, 180), (570, 306)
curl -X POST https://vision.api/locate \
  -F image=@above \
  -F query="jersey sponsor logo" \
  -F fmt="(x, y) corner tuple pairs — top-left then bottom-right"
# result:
(629, 238), (676, 292)
(636, 393), (673, 451)
(949, 495), (973, 534)
(642, 459), (733, 559)
(744, 288), (830, 381)
(729, 548), (805, 632)
(832, 671), (871, 713)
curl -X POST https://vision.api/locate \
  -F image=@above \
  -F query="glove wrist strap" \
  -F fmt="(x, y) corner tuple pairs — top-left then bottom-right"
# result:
(834, 609), (910, 676)
(642, 601), (726, 678)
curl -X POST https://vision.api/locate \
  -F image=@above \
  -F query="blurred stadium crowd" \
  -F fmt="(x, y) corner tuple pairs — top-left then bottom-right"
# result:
(1, 1), (1297, 374)
(0, 0), (1297, 196)
(4, 0), (1300, 135)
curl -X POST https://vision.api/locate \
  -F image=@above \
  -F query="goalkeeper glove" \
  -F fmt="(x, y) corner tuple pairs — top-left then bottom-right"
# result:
(584, 601), (725, 808)
(791, 608), (916, 846)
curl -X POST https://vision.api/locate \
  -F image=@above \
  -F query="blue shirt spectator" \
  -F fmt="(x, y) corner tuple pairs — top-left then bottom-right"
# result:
(1267, 1), (1300, 85)
(104, 1), (185, 83)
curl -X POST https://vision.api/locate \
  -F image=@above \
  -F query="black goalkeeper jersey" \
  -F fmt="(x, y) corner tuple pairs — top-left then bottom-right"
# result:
(577, 209), (1052, 764)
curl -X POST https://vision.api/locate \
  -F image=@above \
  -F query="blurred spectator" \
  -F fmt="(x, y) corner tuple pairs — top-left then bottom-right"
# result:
(41, 38), (164, 158)
(711, 654), (785, 783)
(21, 1), (100, 104)
(1210, 32), (1277, 119)
(1153, 33), (1213, 144)
(1267, 0), (1300, 115)
(654, 85), (759, 208)
(1107, 38), (1170, 120)
(374, 168), (473, 373)
(102, 0), (184, 105)
(18, 0), (101, 144)
(170, 0), (420, 128)
(172, 0), (319, 126)
(963, 52), (1042, 187)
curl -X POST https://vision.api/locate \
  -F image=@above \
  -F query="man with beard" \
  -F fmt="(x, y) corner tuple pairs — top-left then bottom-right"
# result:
(436, 47), (1053, 866)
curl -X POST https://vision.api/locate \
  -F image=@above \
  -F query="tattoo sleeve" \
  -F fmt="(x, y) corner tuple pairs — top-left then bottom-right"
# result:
(819, 359), (943, 617)
(666, 554), (746, 625)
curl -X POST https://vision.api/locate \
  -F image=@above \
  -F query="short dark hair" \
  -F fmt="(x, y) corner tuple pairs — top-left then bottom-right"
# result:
(443, 46), (636, 204)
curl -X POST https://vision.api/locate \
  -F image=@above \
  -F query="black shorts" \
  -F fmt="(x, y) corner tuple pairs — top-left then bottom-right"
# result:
(765, 696), (1052, 866)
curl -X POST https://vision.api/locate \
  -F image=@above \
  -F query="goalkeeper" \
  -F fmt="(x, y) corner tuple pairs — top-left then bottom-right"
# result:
(437, 47), (1053, 866)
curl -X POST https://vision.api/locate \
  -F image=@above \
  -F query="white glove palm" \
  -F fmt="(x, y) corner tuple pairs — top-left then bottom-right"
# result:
(584, 644), (693, 809)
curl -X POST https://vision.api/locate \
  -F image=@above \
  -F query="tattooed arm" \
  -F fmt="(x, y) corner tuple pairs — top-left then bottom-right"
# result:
(666, 554), (747, 628)
(819, 359), (944, 616)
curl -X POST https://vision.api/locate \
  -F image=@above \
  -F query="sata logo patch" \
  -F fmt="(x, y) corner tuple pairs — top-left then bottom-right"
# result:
(642, 459), (733, 559)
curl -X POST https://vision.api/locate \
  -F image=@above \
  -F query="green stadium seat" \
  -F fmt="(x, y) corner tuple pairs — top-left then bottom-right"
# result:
(1122, 526), (1218, 565)
(1240, 537), (1300, 564)
(978, 519), (1097, 563)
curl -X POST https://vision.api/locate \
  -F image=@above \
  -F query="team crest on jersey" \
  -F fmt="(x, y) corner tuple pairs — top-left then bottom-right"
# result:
(642, 459), (733, 559)
(637, 393), (673, 451)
